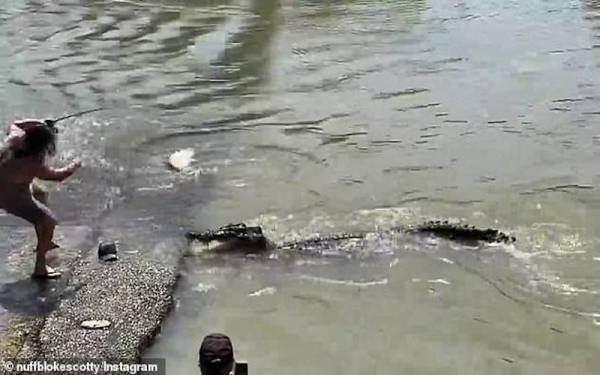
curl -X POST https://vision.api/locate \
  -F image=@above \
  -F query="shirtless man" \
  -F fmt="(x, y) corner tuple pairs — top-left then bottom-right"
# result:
(0, 119), (80, 279)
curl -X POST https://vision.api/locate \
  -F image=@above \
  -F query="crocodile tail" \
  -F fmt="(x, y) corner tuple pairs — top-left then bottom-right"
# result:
(411, 221), (516, 243)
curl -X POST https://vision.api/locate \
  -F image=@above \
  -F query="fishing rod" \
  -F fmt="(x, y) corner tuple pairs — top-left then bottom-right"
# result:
(44, 107), (104, 131)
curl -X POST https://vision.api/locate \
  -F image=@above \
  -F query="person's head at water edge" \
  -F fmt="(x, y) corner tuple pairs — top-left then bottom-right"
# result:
(199, 333), (247, 375)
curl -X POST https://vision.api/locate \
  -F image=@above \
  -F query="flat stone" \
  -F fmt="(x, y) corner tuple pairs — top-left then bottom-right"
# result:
(81, 320), (111, 329)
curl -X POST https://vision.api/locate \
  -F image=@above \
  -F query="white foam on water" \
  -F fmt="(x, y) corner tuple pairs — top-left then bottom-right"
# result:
(543, 304), (600, 319)
(202, 157), (258, 168)
(531, 222), (571, 230)
(294, 259), (331, 266)
(299, 275), (388, 287)
(195, 267), (228, 276)
(543, 277), (598, 296)
(193, 282), (216, 293)
(190, 166), (219, 178)
(449, 241), (483, 251)
(137, 183), (174, 192)
(249, 287), (277, 297)
(503, 224), (599, 303)
(227, 179), (247, 188)
(427, 278), (451, 285)
(186, 241), (210, 256)
(503, 246), (536, 261)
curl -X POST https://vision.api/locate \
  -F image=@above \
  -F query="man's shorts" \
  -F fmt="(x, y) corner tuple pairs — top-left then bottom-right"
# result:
(0, 183), (57, 225)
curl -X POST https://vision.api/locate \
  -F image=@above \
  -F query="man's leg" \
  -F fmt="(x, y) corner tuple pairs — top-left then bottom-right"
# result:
(31, 182), (48, 205)
(6, 185), (61, 278)
(33, 217), (56, 276)
(31, 183), (59, 250)
(27, 187), (61, 278)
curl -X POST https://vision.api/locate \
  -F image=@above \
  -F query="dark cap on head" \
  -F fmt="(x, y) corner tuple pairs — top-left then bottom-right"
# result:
(199, 333), (235, 374)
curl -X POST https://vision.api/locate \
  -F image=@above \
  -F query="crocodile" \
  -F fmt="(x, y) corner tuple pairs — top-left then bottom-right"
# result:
(185, 221), (516, 255)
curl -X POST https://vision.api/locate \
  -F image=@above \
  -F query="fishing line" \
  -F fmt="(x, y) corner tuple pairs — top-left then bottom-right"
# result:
(45, 107), (104, 132)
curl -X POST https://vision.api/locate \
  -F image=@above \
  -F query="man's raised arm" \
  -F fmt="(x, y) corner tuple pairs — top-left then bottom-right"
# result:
(36, 161), (81, 182)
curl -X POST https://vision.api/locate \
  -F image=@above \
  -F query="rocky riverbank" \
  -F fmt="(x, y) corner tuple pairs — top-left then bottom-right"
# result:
(0, 235), (181, 374)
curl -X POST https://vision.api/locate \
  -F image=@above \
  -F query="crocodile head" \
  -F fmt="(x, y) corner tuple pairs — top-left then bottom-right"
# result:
(186, 223), (273, 253)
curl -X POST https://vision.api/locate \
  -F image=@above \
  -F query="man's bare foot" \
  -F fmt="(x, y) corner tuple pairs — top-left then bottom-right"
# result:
(32, 266), (62, 280)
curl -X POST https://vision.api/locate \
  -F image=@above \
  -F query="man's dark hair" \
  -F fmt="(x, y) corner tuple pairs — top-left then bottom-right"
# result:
(21, 124), (57, 158)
